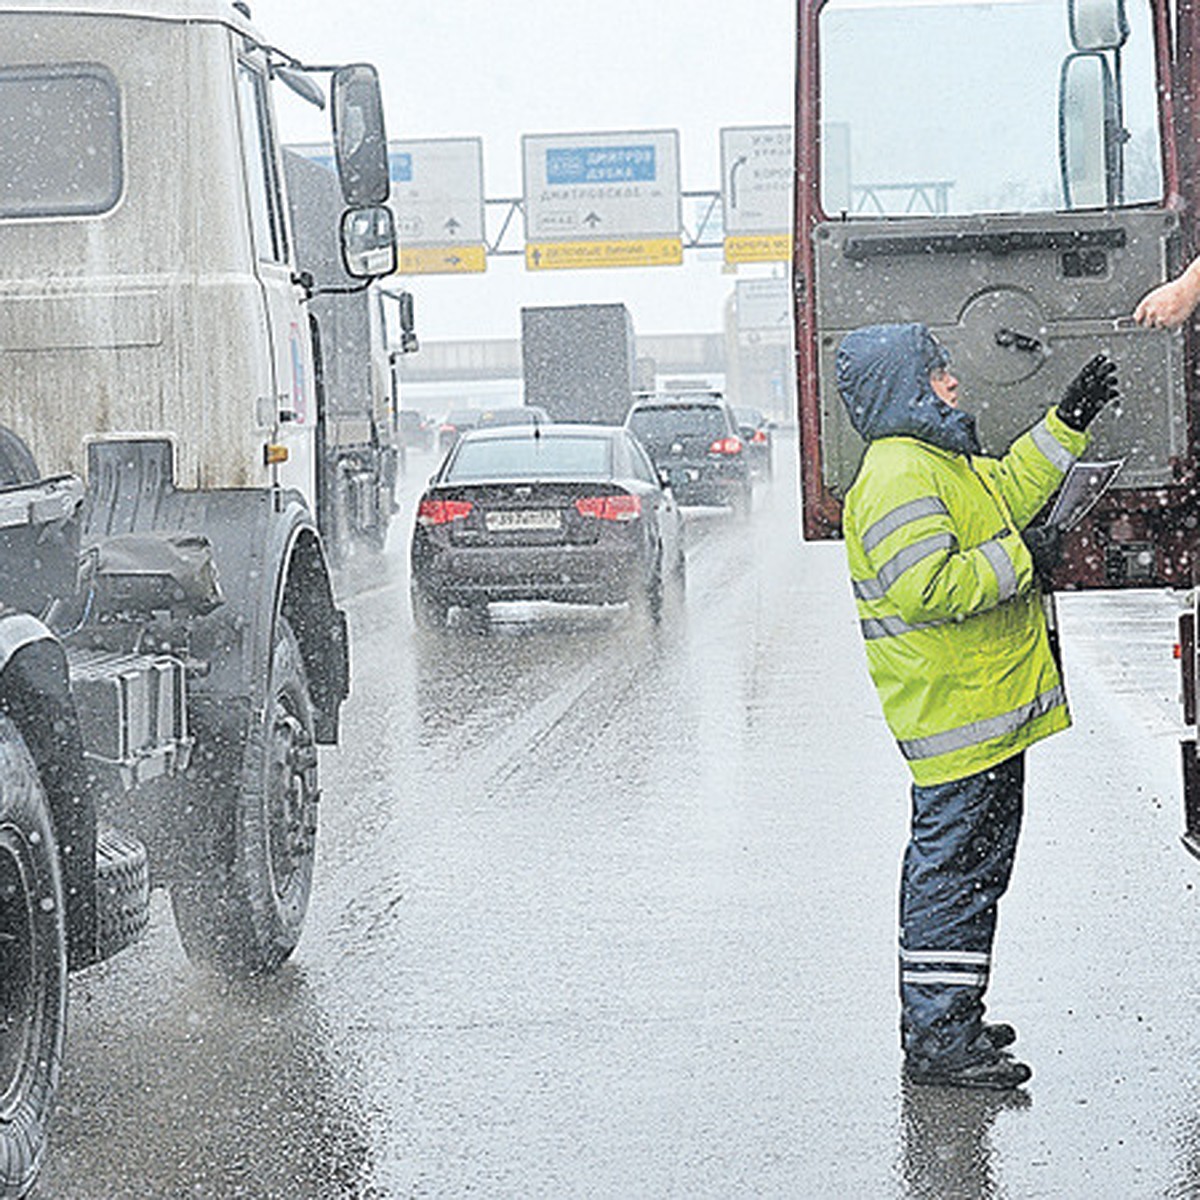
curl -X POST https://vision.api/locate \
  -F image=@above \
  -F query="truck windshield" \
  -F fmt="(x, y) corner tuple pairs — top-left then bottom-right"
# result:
(817, 0), (1162, 216)
(0, 65), (121, 218)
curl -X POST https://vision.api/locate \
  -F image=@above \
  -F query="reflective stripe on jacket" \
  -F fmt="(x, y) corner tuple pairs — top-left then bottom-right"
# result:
(843, 407), (1088, 785)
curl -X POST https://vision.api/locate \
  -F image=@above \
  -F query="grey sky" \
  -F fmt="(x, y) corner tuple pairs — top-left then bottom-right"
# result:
(249, 0), (795, 343)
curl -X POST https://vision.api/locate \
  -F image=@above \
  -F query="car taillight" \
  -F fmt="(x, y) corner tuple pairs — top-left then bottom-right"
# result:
(574, 494), (642, 522)
(439, 424), (456, 434)
(751, 429), (768, 444)
(417, 497), (473, 526)
(709, 436), (743, 455)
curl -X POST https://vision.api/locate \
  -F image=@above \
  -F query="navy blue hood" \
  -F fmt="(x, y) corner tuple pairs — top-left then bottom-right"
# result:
(835, 323), (981, 456)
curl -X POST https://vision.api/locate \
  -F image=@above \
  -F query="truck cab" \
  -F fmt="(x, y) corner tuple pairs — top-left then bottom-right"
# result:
(0, 1), (390, 498)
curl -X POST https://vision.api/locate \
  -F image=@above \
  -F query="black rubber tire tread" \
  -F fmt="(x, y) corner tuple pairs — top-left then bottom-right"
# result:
(410, 582), (448, 632)
(170, 617), (318, 977)
(647, 558), (665, 622)
(94, 828), (149, 963)
(733, 482), (753, 521)
(672, 548), (688, 600)
(0, 713), (66, 1200)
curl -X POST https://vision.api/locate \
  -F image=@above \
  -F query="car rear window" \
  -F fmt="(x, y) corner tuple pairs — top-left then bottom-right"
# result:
(628, 406), (727, 441)
(446, 436), (612, 481)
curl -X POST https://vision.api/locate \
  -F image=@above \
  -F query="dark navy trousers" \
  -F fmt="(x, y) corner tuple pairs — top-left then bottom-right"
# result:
(898, 753), (1025, 1065)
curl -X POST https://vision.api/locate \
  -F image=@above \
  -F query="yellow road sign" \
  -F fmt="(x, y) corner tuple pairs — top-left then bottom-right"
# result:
(723, 234), (793, 265)
(399, 244), (487, 275)
(525, 238), (684, 271)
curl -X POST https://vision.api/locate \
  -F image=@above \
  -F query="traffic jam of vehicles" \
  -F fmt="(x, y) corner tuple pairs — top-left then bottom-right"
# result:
(18, 0), (1200, 1190)
(0, 3), (763, 1182)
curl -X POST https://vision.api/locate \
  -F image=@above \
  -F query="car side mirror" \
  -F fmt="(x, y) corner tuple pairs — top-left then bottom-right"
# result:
(657, 468), (673, 489)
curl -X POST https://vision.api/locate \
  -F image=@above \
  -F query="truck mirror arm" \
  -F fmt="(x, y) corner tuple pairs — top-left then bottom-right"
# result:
(304, 280), (373, 299)
(272, 65), (325, 109)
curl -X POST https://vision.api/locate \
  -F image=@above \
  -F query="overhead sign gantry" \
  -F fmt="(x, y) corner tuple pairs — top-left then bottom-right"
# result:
(521, 130), (684, 270)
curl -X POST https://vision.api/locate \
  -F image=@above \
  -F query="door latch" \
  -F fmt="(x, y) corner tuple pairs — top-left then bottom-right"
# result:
(995, 327), (1043, 354)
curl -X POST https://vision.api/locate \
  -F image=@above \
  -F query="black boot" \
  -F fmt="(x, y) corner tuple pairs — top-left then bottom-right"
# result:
(983, 1022), (1017, 1050)
(904, 1051), (1032, 1091)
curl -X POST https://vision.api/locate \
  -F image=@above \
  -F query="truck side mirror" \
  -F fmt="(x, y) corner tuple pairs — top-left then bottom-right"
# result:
(398, 290), (418, 353)
(1068, 0), (1128, 50)
(340, 205), (397, 278)
(1058, 52), (1121, 208)
(331, 64), (390, 206)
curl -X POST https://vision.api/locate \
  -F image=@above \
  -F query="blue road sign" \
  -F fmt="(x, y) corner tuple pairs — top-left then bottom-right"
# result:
(546, 145), (657, 185)
(390, 152), (414, 184)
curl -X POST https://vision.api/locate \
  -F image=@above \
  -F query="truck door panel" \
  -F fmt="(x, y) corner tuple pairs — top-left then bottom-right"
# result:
(236, 57), (315, 504)
(813, 209), (1185, 495)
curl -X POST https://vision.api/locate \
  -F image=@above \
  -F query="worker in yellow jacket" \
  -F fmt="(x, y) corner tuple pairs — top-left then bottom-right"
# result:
(837, 323), (1118, 1090)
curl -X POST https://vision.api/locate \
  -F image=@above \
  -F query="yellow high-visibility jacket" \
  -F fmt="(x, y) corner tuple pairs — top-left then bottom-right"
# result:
(843, 407), (1089, 785)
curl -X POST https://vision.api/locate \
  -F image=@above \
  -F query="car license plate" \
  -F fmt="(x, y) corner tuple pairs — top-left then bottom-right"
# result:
(485, 508), (561, 532)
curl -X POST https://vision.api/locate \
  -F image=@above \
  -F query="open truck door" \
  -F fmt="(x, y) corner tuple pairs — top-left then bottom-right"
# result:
(794, 0), (1200, 860)
(795, 0), (1192, 590)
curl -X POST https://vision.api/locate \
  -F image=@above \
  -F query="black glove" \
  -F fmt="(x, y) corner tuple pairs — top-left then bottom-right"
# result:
(1056, 353), (1119, 431)
(1022, 523), (1063, 586)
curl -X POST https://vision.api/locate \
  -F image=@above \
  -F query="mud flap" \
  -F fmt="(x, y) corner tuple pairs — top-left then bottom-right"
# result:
(1181, 739), (1200, 861)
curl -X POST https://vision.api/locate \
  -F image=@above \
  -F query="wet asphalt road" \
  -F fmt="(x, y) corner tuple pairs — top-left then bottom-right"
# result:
(33, 437), (1200, 1198)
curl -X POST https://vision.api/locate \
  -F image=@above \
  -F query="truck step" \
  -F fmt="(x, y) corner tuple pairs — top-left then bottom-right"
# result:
(67, 646), (191, 788)
(96, 827), (150, 963)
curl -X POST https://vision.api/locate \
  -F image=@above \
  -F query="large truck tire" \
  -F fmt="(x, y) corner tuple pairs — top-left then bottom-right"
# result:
(171, 617), (319, 977)
(0, 714), (67, 1200)
(95, 828), (150, 963)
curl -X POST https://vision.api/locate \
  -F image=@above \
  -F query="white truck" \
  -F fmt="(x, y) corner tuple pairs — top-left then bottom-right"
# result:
(521, 302), (638, 425)
(0, 2), (397, 1195)
(284, 148), (418, 560)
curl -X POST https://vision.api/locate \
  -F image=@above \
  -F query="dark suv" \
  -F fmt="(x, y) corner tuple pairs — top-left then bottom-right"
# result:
(625, 392), (752, 512)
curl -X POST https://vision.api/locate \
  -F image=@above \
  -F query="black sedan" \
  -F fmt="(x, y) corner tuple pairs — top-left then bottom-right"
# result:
(410, 423), (685, 630)
(625, 393), (753, 514)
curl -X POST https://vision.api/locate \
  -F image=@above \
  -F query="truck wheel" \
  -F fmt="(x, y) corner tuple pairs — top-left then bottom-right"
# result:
(172, 617), (318, 977)
(0, 714), (66, 1200)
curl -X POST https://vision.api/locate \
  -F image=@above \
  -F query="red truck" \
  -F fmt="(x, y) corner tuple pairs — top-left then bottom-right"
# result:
(793, 0), (1200, 850)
